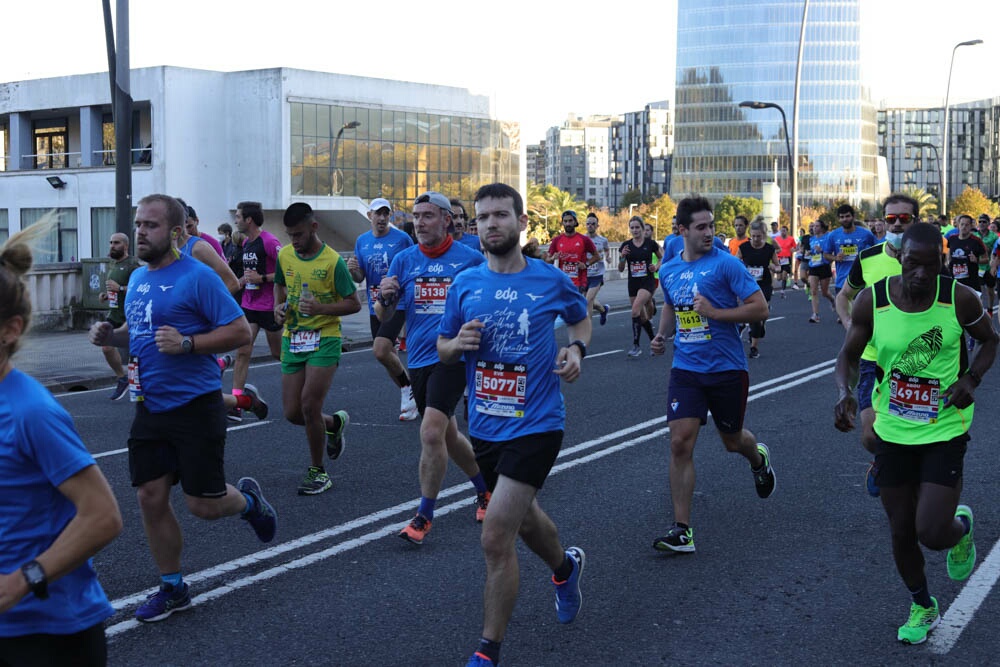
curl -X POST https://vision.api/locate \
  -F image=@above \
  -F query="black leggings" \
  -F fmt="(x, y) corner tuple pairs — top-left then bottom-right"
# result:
(0, 622), (107, 667)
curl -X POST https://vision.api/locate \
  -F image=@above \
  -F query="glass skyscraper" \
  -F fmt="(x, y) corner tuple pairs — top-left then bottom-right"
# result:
(672, 0), (877, 216)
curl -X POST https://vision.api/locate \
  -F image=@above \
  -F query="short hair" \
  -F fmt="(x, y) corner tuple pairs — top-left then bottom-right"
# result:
(836, 203), (855, 217)
(448, 198), (466, 215)
(676, 196), (713, 229)
(237, 201), (264, 227)
(881, 193), (919, 216)
(586, 212), (599, 222)
(734, 215), (748, 226)
(938, 214), (949, 222)
(957, 214), (974, 226)
(749, 221), (767, 235)
(629, 216), (644, 226)
(473, 183), (523, 217)
(902, 222), (943, 252)
(283, 202), (315, 227)
(217, 222), (233, 235)
(138, 194), (187, 230)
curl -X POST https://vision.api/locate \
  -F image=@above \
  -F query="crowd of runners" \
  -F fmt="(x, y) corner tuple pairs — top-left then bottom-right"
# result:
(0, 186), (996, 665)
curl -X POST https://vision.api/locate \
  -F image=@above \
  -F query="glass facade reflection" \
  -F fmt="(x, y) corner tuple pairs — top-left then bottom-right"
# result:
(673, 0), (877, 214)
(289, 103), (519, 208)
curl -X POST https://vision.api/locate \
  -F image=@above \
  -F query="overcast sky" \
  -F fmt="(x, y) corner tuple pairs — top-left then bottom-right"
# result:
(3, 1), (999, 143)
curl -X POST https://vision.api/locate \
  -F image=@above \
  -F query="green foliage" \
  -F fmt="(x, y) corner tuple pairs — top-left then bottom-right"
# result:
(949, 186), (999, 219)
(525, 183), (587, 243)
(899, 186), (939, 218)
(620, 189), (643, 209)
(713, 195), (763, 239)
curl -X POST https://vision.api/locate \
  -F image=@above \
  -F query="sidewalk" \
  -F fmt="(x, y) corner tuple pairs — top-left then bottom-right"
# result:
(19, 276), (635, 393)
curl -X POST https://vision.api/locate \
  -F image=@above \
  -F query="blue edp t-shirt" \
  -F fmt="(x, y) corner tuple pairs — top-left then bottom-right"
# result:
(125, 255), (244, 412)
(353, 227), (413, 315)
(440, 259), (588, 441)
(823, 226), (876, 289)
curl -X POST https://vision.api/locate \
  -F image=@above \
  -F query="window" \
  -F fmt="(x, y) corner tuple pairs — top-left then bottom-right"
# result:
(34, 119), (69, 169)
(91, 207), (116, 257)
(0, 210), (7, 245)
(21, 208), (78, 262)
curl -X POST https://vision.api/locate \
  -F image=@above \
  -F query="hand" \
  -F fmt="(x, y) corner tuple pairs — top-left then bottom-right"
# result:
(105, 279), (121, 292)
(244, 268), (262, 285)
(455, 319), (484, 351)
(89, 321), (114, 347)
(553, 346), (582, 383)
(298, 294), (318, 316)
(0, 570), (30, 615)
(346, 256), (359, 273)
(942, 376), (976, 410)
(651, 333), (667, 355)
(621, 245), (631, 258)
(154, 325), (185, 355)
(99, 292), (108, 302)
(692, 294), (715, 318)
(274, 303), (287, 326)
(378, 275), (400, 305)
(834, 394), (858, 432)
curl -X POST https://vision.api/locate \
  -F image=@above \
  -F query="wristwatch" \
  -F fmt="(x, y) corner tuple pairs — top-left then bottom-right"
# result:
(181, 336), (195, 353)
(21, 560), (48, 600)
(569, 339), (587, 359)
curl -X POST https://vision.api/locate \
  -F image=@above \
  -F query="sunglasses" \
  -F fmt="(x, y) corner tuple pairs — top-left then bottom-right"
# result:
(884, 213), (914, 224)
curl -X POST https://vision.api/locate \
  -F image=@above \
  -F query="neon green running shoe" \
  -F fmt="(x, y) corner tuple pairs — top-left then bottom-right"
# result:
(947, 504), (976, 581)
(897, 597), (939, 645)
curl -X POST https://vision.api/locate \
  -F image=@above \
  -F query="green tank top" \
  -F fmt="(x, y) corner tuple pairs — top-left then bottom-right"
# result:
(871, 276), (971, 444)
(852, 243), (901, 362)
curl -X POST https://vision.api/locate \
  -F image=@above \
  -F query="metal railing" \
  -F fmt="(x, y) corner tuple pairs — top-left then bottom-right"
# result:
(8, 147), (152, 172)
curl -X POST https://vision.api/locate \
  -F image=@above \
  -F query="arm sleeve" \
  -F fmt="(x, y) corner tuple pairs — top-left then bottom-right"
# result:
(195, 267), (245, 327)
(332, 256), (357, 298)
(20, 399), (95, 488)
(846, 253), (866, 289)
(274, 255), (286, 286)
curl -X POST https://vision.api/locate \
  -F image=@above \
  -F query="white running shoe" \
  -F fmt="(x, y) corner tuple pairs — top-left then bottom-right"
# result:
(399, 386), (419, 421)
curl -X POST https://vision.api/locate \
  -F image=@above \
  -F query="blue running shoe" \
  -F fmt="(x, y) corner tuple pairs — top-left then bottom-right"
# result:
(599, 304), (609, 326)
(466, 653), (496, 666)
(552, 546), (585, 624)
(865, 461), (880, 498)
(238, 476), (277, 543)
(135, 582), (192, 623)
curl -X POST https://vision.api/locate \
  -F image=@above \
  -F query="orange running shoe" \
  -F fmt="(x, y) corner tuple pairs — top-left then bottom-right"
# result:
(475, 491), (491, 523)
(399, 513), (431, 545)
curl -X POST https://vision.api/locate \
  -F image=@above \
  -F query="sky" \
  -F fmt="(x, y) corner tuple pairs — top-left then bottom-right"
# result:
(3, 0), (1000, 145)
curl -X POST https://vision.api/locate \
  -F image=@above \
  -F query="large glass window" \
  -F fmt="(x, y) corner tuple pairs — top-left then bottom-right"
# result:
(22, 208), (78, 263)
(34, 119), (69, 169)
(91, 207), (116, 257)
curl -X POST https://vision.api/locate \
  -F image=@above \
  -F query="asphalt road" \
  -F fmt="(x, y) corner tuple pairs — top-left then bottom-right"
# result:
(52, 291), (1000, 666)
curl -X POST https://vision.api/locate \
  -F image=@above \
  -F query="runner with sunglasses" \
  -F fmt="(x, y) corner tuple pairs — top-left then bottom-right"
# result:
(835, 194), (919, 497)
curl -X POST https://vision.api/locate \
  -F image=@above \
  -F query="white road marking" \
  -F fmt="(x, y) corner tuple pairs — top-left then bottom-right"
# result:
(928, 537), (1000, 653)
(92, 421), (272, 459)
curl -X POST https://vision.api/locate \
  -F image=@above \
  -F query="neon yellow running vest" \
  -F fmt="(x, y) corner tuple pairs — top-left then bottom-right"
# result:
(871, 276), (971, 445)
(850, 243), (901, 362)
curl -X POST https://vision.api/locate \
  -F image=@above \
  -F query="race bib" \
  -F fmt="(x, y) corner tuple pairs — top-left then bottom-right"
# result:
(676, 305), (711, 343)
(289, 329), (320, 353)
(414, 276), (451, 315)
(841, 244), (858, 258)
(748, 266), (765, 281)
(888, 370), (939, 423)
(128, 355), (143, 402)
(561, 260), (579, 276)
(630, 261), (648, 278)
(952, 263), (969, 280)
(108, 290), (119, 309)
(474, 361), (527, 418)
(810, 253), (822, 266)
(369, 284), (380, 306)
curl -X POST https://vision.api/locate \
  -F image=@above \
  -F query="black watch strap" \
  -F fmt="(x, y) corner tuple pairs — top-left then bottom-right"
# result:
(569, 339), (587, 359)
(21, 560), (48, 600)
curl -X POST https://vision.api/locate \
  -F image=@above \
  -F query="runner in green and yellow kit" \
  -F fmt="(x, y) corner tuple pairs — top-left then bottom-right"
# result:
(834, 222), (998, 646)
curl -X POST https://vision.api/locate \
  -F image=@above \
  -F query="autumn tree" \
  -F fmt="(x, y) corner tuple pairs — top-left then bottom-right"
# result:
(713, 195), (763, 239)
(949, 186), (999, 220)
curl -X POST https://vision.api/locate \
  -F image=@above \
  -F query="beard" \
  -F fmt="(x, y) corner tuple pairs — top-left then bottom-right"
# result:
(109, 248), (125, 260)
(137, 237), (172, 263)
(482, 232), (520, 257)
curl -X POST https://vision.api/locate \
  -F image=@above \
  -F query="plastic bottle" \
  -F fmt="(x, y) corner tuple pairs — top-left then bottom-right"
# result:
(300, 282), (312, 319)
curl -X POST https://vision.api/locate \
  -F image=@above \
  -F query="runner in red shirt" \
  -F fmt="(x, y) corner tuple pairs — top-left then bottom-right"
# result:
(547, 211), (598, 293)
(773, 225), (798, 297)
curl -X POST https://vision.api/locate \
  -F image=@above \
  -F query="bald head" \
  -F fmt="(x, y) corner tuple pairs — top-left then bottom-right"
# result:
(109, 232), (129, 260)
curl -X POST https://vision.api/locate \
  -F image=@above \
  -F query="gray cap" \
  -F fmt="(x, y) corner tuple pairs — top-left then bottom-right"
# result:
(415, 191), (453, 214)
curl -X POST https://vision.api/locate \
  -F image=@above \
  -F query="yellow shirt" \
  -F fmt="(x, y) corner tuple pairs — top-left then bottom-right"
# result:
(274, 244), (356, 338)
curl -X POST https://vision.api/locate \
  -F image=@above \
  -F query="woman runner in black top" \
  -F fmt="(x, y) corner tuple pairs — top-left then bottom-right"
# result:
(738, 221), (781, 359)
(618, 216), (662, 358)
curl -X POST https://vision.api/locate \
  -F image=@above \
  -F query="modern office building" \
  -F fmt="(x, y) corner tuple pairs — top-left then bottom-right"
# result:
(526, 142), (546, 186)
(545, 114), (619, 206)
(672, 0), (878, 221)
(878, 99), (1000, 203)
(608, 101), (673, 211)
(0, 66), (521, 262)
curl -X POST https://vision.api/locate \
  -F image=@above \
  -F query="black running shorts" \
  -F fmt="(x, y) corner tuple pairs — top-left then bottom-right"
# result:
(472, 430), (563, 491)
(410, 362), (466, 417)
(873, 433), (969, 489)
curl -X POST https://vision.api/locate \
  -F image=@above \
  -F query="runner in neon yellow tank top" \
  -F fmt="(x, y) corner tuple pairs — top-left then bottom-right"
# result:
(834, 222), (998, 646)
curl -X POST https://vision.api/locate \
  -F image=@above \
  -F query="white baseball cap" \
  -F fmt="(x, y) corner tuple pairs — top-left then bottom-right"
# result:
(368, 197), (393, 212)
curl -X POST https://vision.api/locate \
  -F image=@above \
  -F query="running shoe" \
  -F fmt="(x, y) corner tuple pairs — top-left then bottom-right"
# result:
(218, 353), (235, 372)
(653, 524), (695, 553)
(897, 597), (939, 645)
(552, 546), (585, 624)
(865, 461), (880, 498)
(627, 345), (642, 358)
(475, 491), (491, 523)
(780, 290), (786, 299)
(135, 582), (192, 623)
(791, 282), (801, 290)
(749, 346), (760, 359)
(466, 654), (495, 667)
(400, 513), (432, 545)
(808, 314), (820, 323)
(600, 304), (609, 326)
(297, 467), (332, 495)
(737, 323), (748, 339)
(752, 443), (776, 498)
(947, 505), (976, 582)
(226, 407), (243, 423)
(326, 410), (349, 460)
(237, 476), (277, 542)
(399, 387), (418, 422)
(109, 375), (129, 401)
(242, 383), (269, 420)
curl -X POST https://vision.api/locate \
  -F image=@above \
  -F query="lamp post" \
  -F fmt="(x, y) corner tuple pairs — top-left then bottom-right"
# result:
(905, 141), (943, 203)
(331, 120), (361, 195)
(740, 100), (795, 233)
(941, 38), (983, 216)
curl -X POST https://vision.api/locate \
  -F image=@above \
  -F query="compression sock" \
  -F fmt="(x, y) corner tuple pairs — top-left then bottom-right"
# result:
(234, 393), (252, 410)
(418, 496), (436, 521)
(396, 372), (411, 388)
(476, 639), (501, 665)
(908, 580), (933, 609)
(631, 317), (642, 345)
(161, 572), (183, 589)
(469, 472), (488, 494)
(642, 320), (655, 340)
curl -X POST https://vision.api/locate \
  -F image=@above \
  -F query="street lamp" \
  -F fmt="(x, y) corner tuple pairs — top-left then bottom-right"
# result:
(905, 141), (943, 202)
(331, 120), (362, 195)
(740, 100), (795, 234)
(941, 38), (983, 216)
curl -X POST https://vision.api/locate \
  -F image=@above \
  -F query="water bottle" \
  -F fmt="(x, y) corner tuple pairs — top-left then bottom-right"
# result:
(300, 282), (312, 319)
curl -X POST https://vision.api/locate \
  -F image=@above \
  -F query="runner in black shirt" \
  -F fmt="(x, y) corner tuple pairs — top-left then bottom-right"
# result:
(948, 215), (987, 291)
(618, 216), (662, 358)
(738, 221), (781, 359)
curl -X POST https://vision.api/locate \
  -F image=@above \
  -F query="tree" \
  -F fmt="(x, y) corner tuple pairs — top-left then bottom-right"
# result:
(949, 186), (999, 220)
(525, 183), (587, 243)
(899, 186), (938, 218)
(620, 189), (643, 209)
(713, 195), (763, 239)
